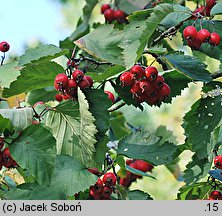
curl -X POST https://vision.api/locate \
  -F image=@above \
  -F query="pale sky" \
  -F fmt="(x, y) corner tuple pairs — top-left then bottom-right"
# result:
(0, 0), (70, 55)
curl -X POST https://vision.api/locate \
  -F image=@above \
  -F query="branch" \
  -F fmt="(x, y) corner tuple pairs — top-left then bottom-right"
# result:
(108, 102), (126, 112)
(1, 53), (5, 66)
(211, 71), (222, 79)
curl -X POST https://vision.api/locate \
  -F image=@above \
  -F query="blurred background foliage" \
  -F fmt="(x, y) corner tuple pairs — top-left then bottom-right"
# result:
(2, 0), (222, 199)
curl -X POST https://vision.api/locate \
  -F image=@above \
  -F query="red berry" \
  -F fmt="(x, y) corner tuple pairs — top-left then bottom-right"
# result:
(209, 190), (222, 200)
(104, 9), (115, 23)
(55, 94), (63, 102)
(158, 83), (171, 100)
(146, 94), (159, 105)
(214, 155), (222, 169)
(101, 4), (111, 14)
(187, 37), (202, 49)
(104, 91), (115, 103)
(78, 77), (91, 90)
(197, 29), (211, 43)
(84, 75), (93, 87)
(130, 82), (142, 96)
(126, 159), (133, 165)
(72, 69), (84, 82)
(120, 72), (134, 86)
(102, 186), (112, 198)
(183, 26), (197, 40)
(102, 172), (117, 186)
(2, 147), (18, 168)
(145, 66), (158, 82)
(0, 41), (10, 52)
(209, 32), (221, 46)
(134, 160), (151, 172)
(113, 9), (126, 23)
(153, 75), (165, 89)
(130, 65), (145, 79)
(94, 178), (104, 193)
(138, 80), (151, 93)
(68, 79), (77, 89)
(55, 73), (69, 88)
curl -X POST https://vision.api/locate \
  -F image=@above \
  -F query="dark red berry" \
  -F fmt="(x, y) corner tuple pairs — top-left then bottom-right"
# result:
(62, 94), (70, 100)
(55, 73), (69, 88)
(130, 82), (142, 96)
(209, 32), (221, 46)
(102, 172), (117, 186)
(130, 65), (145, 79)
(145, 66), (158, 82)
(55, 94), (63, 102)
(183, 26), (197, 40)
(0, 41), (10, 52)
(104, 9), (115, 23)
(84, 75), (93, 87)
(104, 91), (115, 103)
(94, 178), (104, 193)
(138, 80), (151, 93)
(196, 29), (211, 43)
(72, 69), (84, 82)
(126, 159), (133, 165)
(2, 147), (18, 168)
(78, 77), (91, 90)
(158, 83), (171, 100)
(102, 186), (112, 198)
(120, 72), (134, 86)
(209, 190), (222, 200)
(101, 4), (111, 14)
(153, 75), (165, 89)
(187, 37), (202, 49)
(113, 9), (126, 23)
(68, 79), (77, 89)
(214, 155), (222, 169)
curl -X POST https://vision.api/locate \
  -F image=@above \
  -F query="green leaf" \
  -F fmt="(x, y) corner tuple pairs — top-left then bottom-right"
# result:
(110, 112), (131, 140)
(183, 154), (212, 185)
(45, 89), (97, 166)
(163, 70), (191, 103)
(177, 182), (211, 200)
(183, 95), (222, 159)
(50, 155), (98, 196)
(128, 190), (153, 200)
(18, 44), (68, 66)
(4, 182), (64, 200)
(120, 4), (174, 69)
(211, 2), (222, 16)
(26, 87), (57, 105)
(126, 165), (156, 179)
(117, 130), (178, 165)
(75, 24), (124, 65)
(10, 124), (56, 186)
(162, 52), (212, 82)
(160, 4), (192, 28)
(3, 61), (64, 98)
(0, 114), (14, 137)
(87, 65), (125, 82)
(0, 62), (20, 88)
(0, 108), (33, 131)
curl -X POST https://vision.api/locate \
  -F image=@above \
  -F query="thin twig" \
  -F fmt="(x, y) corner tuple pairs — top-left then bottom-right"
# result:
(1, 53), (5, 66)
(108, 102), (126, 112)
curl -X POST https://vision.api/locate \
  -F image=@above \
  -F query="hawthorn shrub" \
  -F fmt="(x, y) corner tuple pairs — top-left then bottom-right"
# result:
(0, 0), (222, 200)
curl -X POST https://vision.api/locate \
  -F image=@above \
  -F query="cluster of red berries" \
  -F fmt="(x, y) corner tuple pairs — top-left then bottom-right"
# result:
(54, 68), (93, 102)
(119, 65), (171, 105)
(89, 172), (117, 200)
(0, 41), (10, 53)
(0, 138), (18, 170)
(192, 0), (216, 17)
(183, 25), (221, 49)
(207, 190), (222, 200)
(101, 4), (127, 24)
(119, 159), (154, 188)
